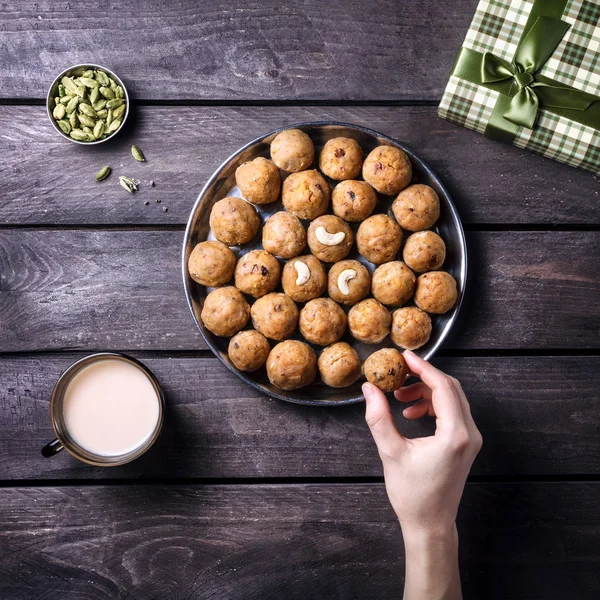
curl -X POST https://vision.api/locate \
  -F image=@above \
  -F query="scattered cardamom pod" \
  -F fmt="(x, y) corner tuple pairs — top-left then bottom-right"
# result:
(119, 176), (138, 193)
(53, 69), (127, 142)
(95, 166), (111, 182)
(131, 145), (146, 162)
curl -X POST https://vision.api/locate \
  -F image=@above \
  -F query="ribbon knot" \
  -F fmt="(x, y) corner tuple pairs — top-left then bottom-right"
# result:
(479, 16), (596, 129)
(514, 71), (533, 90)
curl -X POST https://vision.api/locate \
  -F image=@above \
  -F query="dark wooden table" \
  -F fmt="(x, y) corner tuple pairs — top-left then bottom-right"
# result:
(1, 1), (599, 598)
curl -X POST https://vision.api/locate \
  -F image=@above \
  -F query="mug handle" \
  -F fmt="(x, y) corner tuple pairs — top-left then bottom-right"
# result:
(41, 438), (64, 458)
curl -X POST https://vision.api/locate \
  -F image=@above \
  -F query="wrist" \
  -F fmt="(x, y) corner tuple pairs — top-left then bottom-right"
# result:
(401, 521), (458, 551)
(401, 523), (462, 600)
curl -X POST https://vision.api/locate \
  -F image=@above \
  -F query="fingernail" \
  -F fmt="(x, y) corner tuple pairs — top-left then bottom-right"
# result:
(362, 383), (373, 399)
(403, 349), (415, 357)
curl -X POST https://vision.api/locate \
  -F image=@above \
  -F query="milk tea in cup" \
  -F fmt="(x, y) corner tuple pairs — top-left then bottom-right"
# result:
(42, 354), (164, 466)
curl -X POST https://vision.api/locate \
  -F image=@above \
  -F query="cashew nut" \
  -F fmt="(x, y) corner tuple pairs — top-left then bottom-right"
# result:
(337, 269), (357, 295)
(315, 226), (346, 246)
(294, 261), (311, 285)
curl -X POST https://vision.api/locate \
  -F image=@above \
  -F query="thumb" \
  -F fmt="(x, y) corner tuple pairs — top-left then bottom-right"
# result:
(363, 383), (405, 459)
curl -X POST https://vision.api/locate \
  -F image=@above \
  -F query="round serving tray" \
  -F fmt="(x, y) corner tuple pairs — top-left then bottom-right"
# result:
(182, 122), (467, 406)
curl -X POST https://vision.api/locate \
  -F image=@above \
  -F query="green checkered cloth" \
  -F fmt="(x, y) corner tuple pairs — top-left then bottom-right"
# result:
(439, 0), (600, 174)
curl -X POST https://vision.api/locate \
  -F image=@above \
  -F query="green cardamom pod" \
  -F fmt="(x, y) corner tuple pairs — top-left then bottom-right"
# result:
(70, 129), (88, 141)
(95, 109), (108, 119)
(89, 87), (100, 104)
(115, 86), (124, 99)
(74, 80), (87, 98)
(92, 98), (106, 111)
(93, 121), (105, 138)
(61, 76), (80, 96)
(82, 69), (94, 78)
(57, 119), (72, 134)
(95, 166), (111, 181)
(131, 145), (145, 162)
(95, 70), (110, 86)
(78, 103), (97, 117)
(119, 175), (138, 193)
(59, 95), (71, 105)
(106, 109), (113, 127)
(53, 104), (66, 120)
(78, 113), (96, 128)
(109, 78), (118, 90)
(54, 96), (61, 106)
(112, 104), (126, 119)
(69, 112), (78, 128)
(66, 96), (79, 114)
(58, 84), (67, 97)
(99, 86), (115, 99)
(82, 126), (93, 134)
(79, 76), (100, 89)
(107, 118), (122, 133)
(105, 98), (124, 109)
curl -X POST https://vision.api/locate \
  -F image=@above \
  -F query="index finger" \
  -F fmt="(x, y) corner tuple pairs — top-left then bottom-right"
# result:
(402, 350), (465, 429)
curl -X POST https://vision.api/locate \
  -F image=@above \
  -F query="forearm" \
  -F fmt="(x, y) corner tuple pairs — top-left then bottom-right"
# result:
(401, 524), (462, 600)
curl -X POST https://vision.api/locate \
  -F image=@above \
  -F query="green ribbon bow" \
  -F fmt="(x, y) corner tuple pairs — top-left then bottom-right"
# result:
(452, 7), (600, 142)
(480, 17), (595, 129)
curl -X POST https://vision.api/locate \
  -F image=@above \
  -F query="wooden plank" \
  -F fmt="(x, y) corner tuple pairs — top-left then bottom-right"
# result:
(0, 0), (478, 101)
(0, 230), (598, 352)
(1, 355), (598, 480)
(0, 483), (598, 599)
(2, 106), (598, 226)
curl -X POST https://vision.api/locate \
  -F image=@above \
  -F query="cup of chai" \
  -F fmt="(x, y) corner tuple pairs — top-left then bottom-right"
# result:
(42, 353), (165, 466)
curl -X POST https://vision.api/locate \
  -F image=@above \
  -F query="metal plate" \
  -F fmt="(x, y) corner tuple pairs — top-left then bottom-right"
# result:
(182, 122), (467, 406)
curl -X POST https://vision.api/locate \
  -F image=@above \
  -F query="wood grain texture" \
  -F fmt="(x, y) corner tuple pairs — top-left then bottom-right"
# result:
(0, 0), (478, 101)
(2, 106), (598, 226)
(0, 230), (598, 352)
(0, 483), (598, 599)
(1, 355), (599, 480)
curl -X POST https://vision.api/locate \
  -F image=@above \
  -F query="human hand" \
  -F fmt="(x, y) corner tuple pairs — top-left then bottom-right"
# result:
(362, 349), (482, 539)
